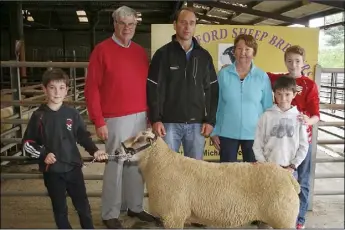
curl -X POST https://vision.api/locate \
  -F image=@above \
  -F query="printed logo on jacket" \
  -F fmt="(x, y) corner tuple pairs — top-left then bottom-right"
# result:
(66, 118), (73, 131)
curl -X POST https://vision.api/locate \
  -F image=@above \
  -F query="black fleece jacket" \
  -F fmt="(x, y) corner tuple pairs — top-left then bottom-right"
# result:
(147, 35), (219, 126)
(22, 104), (98, 173)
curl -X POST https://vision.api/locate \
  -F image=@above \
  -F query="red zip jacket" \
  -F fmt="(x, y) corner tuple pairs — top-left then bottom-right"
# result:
(85, 38), (149, 128)
(267, 72), (320, 143)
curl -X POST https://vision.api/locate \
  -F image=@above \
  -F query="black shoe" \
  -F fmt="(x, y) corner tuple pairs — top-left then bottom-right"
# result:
(127, 209), (157, 222)
(102, 218), (123, 229)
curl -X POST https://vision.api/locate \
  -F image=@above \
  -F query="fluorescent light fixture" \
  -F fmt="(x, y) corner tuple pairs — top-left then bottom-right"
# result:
(287, 24), (305, 27)
(76, 10), (86, 16)
(27, 16), (34, 22)
(206, 14), (228, 20)
(136, 12), (142, 17)
(137, 17), (142, 22)
(78, 16), (88, 22)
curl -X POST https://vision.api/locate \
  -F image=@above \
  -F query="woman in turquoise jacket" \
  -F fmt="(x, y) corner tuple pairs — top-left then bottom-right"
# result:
(211, 34), (273, 162)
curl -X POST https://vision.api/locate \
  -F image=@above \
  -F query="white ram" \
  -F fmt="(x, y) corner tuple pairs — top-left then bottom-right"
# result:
(116, 129), (301, 229)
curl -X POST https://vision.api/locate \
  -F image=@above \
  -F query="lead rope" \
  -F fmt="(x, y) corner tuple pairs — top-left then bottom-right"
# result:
(82, 139), (127, 168)
(82, 153), (132, 168)
(82, 136), (156, 168)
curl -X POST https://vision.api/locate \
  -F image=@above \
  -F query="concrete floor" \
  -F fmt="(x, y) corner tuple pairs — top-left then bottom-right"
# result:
(1, 144), (344, 229)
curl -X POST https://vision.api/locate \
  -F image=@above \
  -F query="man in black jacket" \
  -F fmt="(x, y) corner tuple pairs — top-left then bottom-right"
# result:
(147, 7), (219, 160)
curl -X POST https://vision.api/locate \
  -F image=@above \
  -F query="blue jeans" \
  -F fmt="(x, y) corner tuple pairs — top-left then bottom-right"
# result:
(163, 123), (205, 160)
(297, 144), (312, 225)
(219, 137), (256, 163)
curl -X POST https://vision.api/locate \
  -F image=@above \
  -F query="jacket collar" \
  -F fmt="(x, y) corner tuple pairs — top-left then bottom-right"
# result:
(171, 34), (201, 50)
(229, 60), (256, 75)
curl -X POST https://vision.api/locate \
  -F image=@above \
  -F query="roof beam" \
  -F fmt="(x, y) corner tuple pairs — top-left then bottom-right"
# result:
(197, 14), (249, 25)
(22, 1), (173, 8)
(280, 8), (343, 26)
(246, 1), (261, 9)
(311, 0), (345, 10)
(320, 21), (345, 30)
(191, 1), (246, 25)
(9, 24), (151, 33)
(249, 1), (307, 25)
(193, 1), (310, 26)
(23, 6), (171, 13)
(223, 1), (261, 20)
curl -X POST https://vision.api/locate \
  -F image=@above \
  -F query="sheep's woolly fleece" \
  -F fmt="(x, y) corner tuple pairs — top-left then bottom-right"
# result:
(123, 130), (301, 229)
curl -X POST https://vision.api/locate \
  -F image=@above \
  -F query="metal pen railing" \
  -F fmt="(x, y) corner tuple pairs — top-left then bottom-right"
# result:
(308, 65), (344, 210)
(0, 62), (344, 209)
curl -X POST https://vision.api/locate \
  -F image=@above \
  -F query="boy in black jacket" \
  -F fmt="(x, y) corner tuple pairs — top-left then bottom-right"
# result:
(22, 68), (107, 229)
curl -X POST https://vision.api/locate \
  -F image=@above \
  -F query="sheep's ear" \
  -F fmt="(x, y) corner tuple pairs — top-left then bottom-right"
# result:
(122, 136), (136, 148)
(134, 135), (147, 145)
(133, 131), (149, 144)
(132, 134), (142, 144)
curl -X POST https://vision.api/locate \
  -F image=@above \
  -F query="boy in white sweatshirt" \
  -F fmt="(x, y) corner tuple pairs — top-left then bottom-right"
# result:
(253, 76), (309, 174)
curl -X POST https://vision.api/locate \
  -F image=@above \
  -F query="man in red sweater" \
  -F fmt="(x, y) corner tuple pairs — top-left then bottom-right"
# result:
(267, 45), (320, 229)
(84, 6), (155, 229)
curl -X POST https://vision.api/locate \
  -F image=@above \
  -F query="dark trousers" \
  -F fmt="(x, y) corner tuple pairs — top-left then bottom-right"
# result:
(219, 137), (256, 163)
(43, 167), (94, 229)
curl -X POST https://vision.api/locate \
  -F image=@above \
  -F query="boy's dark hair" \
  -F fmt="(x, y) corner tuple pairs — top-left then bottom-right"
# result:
(174, 7), (196, 22)
(273, 76), (297, 93)
(42, 68), (69, 87)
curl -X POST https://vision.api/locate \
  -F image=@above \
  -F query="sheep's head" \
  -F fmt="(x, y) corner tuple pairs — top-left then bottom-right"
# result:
(113, 128), (157, 162)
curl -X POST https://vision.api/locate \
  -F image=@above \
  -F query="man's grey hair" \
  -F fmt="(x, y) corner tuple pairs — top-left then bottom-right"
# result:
(112, 6), (137, 21)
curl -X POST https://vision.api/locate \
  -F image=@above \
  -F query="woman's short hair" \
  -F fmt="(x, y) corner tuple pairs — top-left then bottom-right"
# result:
(234, 34), (258, 56)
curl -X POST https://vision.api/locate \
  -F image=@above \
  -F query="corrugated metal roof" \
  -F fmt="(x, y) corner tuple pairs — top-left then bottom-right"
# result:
(193, 0), (344, 26)
(1, 0), (343, 32)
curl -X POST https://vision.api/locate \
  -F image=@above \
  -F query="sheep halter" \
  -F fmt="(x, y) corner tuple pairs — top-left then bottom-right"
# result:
(121, 134), (157, 156)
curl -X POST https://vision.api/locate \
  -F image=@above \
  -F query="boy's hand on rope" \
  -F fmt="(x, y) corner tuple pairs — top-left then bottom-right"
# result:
(93, 150), (108, 162)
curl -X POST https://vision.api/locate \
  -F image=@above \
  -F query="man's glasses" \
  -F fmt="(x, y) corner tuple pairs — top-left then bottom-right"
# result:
(115, 20), (137, 28)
